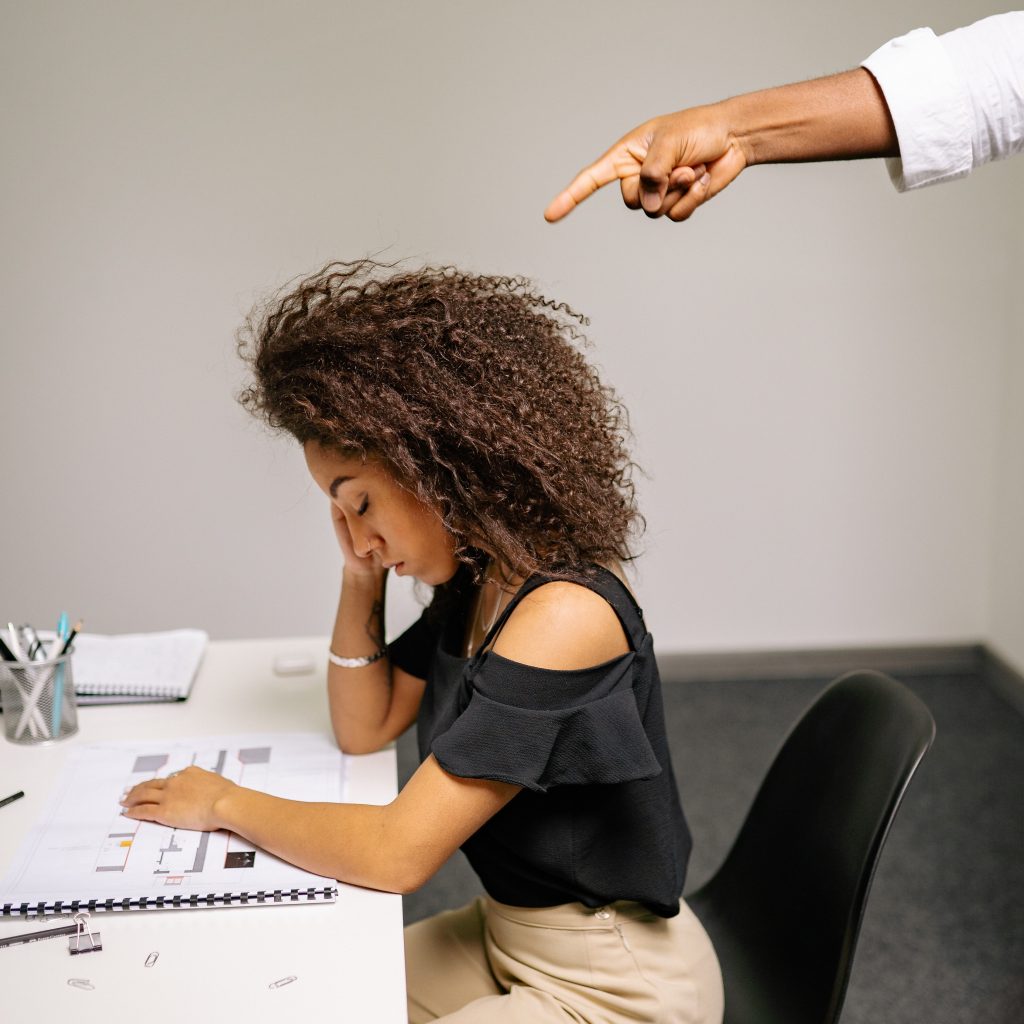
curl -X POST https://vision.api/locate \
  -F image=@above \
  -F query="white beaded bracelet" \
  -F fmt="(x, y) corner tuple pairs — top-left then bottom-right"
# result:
(328, 646), (388, 669)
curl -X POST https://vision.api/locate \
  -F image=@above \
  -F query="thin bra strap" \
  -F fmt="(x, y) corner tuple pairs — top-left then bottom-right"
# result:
(475, 566), (646, 658)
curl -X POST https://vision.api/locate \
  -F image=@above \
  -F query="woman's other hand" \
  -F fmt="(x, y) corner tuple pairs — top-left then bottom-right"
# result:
(121, 766), (237, 832)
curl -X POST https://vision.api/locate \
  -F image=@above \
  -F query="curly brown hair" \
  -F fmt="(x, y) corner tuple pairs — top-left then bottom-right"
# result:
(237, 259), (643, 581)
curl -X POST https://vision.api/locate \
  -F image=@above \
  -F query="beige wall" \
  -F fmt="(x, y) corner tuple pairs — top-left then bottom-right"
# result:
(990, 204), (1024, 669)
(1, 1), (1019, 667)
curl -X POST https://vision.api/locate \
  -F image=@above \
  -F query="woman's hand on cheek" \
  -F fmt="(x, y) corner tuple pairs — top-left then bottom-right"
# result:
(331, 503), (380, 577)
(120, 766), (236, 832)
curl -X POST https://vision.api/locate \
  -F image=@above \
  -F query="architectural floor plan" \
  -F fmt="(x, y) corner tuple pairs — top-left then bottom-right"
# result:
(1, 733), (345, 912)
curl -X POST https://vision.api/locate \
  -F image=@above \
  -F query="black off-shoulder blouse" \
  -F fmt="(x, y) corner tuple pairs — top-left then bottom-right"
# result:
(388, 565), (691, 918)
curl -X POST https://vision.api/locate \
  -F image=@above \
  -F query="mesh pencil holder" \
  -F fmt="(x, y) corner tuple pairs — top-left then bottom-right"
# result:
(0, 654), (78, 744)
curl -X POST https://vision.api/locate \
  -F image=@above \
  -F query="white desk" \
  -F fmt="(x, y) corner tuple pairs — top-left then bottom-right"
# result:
(0, 638), (407, 1022)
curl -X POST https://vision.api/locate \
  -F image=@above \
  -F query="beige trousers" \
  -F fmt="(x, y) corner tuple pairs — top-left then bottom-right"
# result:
(405, 896), (724, 1024)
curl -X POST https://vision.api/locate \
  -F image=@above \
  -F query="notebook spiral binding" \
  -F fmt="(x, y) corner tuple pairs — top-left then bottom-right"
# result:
(2, 886), (339, 917)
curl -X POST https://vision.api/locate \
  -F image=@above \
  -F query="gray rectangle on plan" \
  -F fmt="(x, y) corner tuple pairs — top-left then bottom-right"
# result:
(238, 747), (271, 764)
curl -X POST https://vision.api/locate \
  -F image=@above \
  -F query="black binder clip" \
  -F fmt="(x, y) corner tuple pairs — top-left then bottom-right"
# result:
(69, 912), (102, 955)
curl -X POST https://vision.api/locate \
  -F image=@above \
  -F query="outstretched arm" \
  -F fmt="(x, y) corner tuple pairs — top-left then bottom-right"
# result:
(544, 68), (897, 224)
(121, 755), (521, 894)
(546, 12), (1024, 222)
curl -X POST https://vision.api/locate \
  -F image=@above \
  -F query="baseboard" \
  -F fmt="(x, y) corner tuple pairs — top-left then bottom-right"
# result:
(656, 643), (985, 684)
(981, 646), (1024, 717)
(656, 641), (1024, 715)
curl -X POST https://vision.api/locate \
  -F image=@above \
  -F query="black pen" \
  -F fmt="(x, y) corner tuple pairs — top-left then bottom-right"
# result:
(0, 922), (79, 949)
(0, 792), (25, 809)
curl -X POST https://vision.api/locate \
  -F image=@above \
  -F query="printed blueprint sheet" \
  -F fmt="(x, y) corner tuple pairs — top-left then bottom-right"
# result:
(1, 733), (345, 911)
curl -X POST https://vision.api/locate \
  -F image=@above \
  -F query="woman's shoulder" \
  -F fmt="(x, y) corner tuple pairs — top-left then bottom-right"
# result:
(490, 572), (632, 672)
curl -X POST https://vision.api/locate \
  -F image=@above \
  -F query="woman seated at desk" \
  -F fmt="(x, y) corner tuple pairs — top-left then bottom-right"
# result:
(123, 261), (723, 1024)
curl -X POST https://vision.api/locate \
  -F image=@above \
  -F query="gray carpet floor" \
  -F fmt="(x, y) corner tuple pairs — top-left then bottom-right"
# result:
(398, 671), (1024, 1024)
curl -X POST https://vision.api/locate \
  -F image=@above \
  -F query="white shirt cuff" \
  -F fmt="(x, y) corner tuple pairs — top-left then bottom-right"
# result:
(862, 26), (973, 192)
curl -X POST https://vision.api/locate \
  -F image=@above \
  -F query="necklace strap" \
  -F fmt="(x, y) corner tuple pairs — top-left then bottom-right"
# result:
(479, 579), (505, 633)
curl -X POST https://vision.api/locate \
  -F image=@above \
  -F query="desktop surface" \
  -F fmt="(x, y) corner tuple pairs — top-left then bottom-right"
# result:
(0, 638), (406, 1021)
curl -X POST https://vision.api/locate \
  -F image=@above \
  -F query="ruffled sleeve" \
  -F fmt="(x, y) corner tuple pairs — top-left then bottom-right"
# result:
(430, 654), (663, 793)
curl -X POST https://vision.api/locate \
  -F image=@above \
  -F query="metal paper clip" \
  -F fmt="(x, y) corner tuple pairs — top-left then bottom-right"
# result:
(67, 979), (95, 991)
(268, 975), (297, 989)
(145, 951), (159, 967)
(69, 912), (102, 955)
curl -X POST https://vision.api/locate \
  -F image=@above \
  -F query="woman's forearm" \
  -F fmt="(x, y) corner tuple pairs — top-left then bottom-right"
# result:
(213, 786), (421, 893)
(123, 756), (517, 897)
(327, 569), (397, 753)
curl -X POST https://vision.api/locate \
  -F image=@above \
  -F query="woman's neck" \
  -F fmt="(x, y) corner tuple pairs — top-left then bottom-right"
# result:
(463, 559), (523, 657)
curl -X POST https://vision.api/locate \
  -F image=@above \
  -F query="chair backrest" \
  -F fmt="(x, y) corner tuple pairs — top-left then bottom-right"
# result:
(688, 670), (936, 1024)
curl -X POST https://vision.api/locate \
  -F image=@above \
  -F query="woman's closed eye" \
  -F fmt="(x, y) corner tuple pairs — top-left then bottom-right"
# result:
(356, 495), (369, 516)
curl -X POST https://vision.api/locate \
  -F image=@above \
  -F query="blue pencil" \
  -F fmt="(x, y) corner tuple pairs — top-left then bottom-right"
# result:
(52, 612), (69, 738)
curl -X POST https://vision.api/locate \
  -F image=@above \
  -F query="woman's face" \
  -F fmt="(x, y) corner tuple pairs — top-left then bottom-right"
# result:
(304, 441), (460, 586)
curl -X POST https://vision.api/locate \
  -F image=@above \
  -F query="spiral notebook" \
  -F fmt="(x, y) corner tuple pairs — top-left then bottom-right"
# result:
(70, 629), (208, 704)
(0, 733), (343, 916)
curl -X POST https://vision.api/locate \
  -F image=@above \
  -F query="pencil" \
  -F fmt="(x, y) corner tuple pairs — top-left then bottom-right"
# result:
(56, 620), (83, 658)
(0, 791), (25, 808)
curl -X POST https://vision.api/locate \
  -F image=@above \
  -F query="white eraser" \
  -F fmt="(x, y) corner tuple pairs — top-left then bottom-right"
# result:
(273, 655), (316, 676)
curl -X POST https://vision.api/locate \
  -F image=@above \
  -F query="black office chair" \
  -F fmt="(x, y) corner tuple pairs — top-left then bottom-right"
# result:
(687, 670), (936, 1024)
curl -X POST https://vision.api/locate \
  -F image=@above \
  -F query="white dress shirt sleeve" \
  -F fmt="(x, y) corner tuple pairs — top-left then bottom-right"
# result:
(861, 12), (1024, 192)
